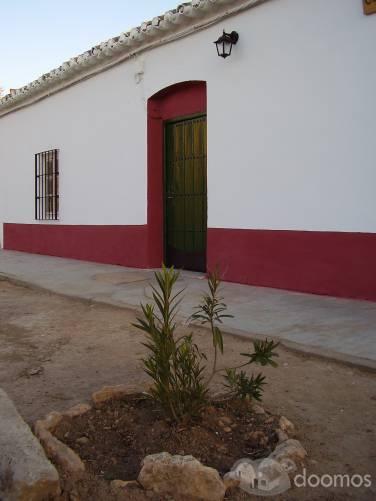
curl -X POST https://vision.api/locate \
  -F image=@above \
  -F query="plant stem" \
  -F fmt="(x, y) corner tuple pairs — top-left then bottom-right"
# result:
(206, 317), (218, 386)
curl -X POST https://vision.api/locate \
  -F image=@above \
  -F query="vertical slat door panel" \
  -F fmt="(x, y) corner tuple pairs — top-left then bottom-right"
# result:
(165, 116), (207, 272)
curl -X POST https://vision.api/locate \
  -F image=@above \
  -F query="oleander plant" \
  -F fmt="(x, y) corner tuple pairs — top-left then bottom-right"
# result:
(134, 265), (279, 420)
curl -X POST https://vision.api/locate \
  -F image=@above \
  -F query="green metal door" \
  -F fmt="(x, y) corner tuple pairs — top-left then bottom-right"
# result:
(165, 115), (207, 272)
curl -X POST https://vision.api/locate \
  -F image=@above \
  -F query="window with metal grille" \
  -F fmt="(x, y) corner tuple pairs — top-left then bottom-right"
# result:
(35, 149), (59, 220)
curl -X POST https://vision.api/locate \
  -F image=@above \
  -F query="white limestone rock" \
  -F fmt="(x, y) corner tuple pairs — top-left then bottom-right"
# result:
(138, 452), (225, 500)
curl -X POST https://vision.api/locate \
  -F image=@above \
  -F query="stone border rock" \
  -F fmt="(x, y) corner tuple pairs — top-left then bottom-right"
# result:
(34, 386), (308, 501)
(91, 384), (140, 406)
(0, 388), (60, 501)
(138, 452), (226, 501)
(33, 406), (90, 480)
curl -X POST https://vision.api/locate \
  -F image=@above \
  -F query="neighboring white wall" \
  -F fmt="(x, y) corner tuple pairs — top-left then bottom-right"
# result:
(0, 0), (375, 235)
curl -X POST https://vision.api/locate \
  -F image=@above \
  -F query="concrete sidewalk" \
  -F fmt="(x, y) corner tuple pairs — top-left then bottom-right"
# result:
(0, 250), (375, 370)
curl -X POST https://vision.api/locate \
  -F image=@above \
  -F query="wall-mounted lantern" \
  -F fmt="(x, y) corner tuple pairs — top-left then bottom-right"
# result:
(214, 30), (239, 59)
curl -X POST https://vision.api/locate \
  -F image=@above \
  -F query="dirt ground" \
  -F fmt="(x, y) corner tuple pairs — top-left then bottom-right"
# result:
(54, 395), (279, 483)
(0, 277), (375, 500)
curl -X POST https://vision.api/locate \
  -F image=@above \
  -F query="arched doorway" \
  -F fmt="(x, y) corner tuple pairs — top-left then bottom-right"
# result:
(147, 81), (207, 272)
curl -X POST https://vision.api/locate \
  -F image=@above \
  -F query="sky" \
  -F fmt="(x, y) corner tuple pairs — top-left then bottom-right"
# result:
(0, 0), (177, 92)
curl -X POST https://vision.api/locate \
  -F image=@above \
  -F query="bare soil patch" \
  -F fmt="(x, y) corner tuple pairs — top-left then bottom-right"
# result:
(0, 278), (375, 499)
(54, 395), (278, 481)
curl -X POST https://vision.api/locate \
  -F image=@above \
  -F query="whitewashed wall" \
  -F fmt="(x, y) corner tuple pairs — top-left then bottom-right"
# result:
(0, 0), (375, 248)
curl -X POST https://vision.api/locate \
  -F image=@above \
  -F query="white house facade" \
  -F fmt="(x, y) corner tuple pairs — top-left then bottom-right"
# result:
(0, 0), (375, 300)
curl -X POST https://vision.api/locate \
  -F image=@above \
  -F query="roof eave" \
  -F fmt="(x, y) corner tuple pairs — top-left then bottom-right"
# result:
(0, 0), (267, 118)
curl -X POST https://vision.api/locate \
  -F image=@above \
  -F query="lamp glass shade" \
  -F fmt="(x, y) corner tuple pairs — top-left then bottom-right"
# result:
(214, 31), (239, 58)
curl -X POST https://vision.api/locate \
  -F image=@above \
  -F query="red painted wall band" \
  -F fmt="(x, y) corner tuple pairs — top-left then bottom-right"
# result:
(4, 224), (376, 300)
(207, 228), (376, 301)
(3, 223), (149, 268)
